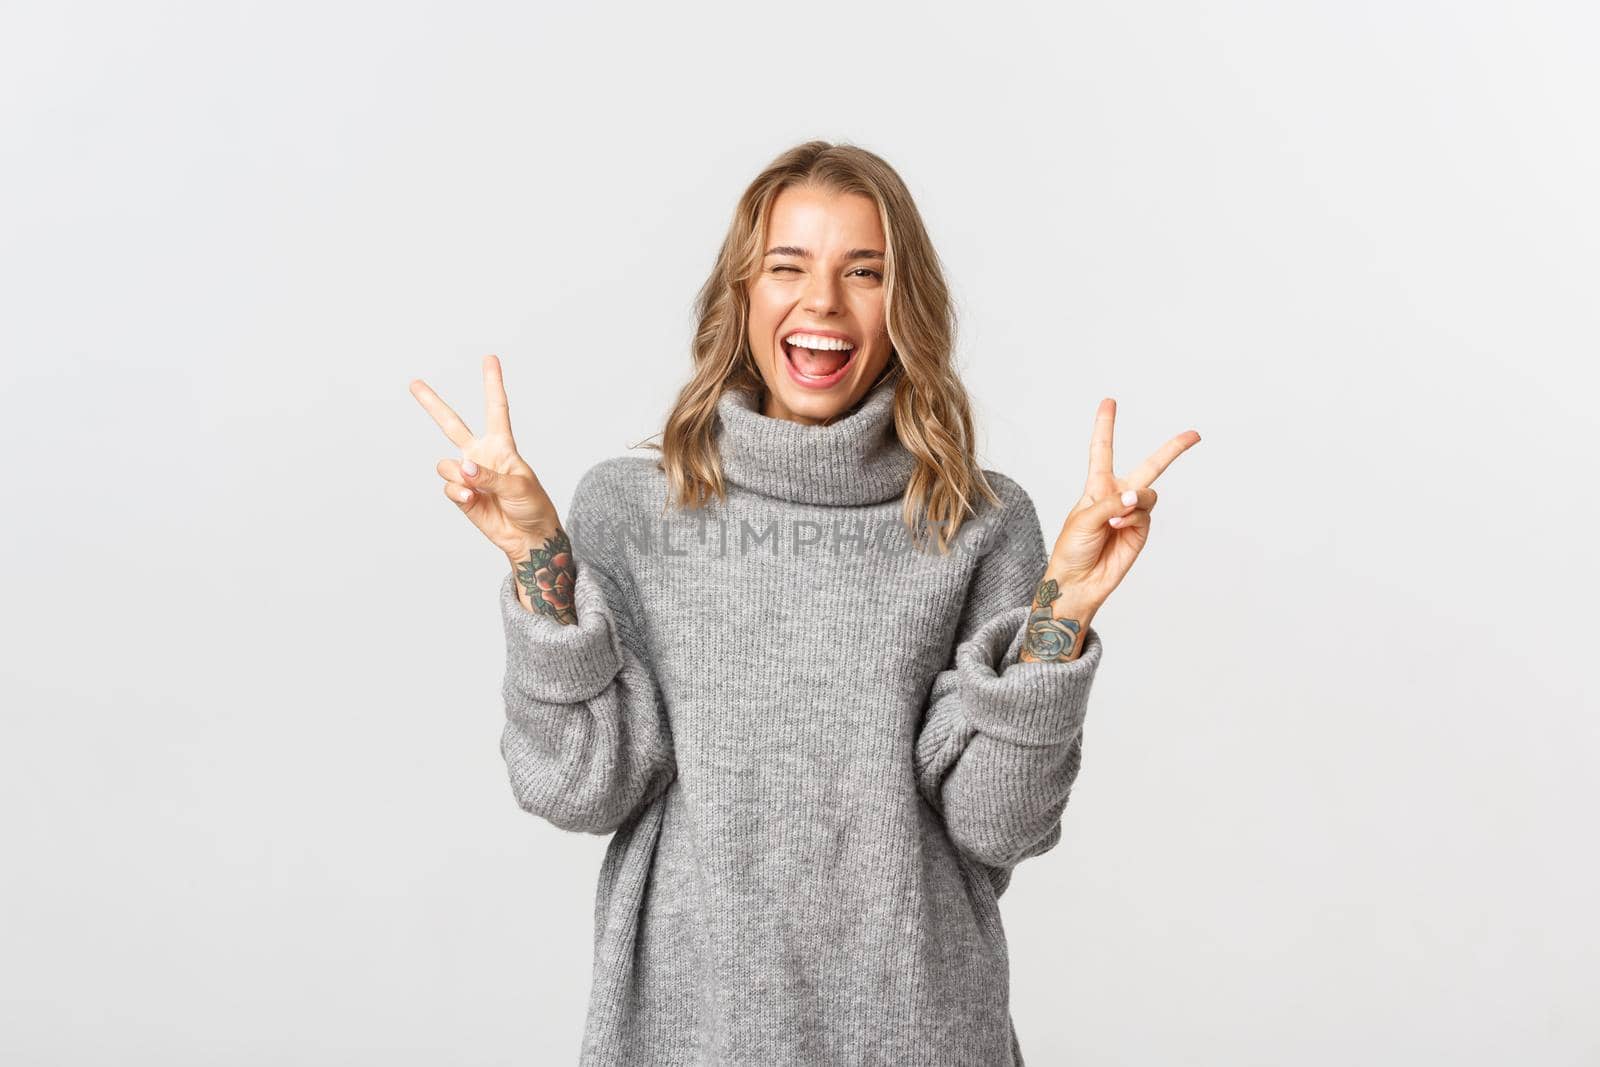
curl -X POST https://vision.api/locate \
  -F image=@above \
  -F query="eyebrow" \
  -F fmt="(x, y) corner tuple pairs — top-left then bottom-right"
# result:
(764, 245), (885, 261)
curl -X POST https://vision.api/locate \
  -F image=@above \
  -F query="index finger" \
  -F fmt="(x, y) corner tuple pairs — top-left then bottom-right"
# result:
(1123, 430), (1201, 489)
(409, 377), (476, 450)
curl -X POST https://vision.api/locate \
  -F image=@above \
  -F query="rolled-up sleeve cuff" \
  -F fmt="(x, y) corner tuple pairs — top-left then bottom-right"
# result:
(954, 605), (1103, 746)
(499, 565), (623, 703)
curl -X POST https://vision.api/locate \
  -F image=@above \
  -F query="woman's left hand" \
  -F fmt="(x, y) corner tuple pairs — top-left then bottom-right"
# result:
(1021, 399), (1200, 661)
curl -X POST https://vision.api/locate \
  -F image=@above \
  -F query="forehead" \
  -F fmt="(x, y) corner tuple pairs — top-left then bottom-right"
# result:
(766, 185), (884, 249)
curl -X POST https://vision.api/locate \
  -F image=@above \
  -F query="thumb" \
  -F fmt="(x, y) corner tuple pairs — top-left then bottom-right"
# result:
(1080, 486), (1145, 529)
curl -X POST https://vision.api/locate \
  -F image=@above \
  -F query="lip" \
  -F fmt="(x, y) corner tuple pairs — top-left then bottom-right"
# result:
(780, 333), (858, 390)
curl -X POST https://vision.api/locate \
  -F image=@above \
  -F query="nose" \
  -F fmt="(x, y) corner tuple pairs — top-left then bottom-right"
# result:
(802, 270), (842, 316)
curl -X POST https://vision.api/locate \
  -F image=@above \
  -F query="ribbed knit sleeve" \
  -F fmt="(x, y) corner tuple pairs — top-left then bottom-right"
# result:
(913, 476), (1103, 877)
(498, 467), (677, 836)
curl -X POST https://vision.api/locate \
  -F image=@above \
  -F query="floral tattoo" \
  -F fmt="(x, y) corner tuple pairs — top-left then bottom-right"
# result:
(514, 527), (578, 625)
(1023, 577), (1082, 661)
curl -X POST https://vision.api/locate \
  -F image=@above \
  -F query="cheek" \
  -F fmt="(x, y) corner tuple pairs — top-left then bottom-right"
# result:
(862, 323), (891, 355)
(747, 289), (784, 333)
(850, 299), (887, 343)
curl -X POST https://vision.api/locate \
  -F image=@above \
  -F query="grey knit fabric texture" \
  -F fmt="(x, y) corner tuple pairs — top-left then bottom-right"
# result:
(497, 376), (1103, 1065)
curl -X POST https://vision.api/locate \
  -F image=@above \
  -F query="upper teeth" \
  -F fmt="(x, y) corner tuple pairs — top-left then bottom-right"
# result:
(785, 333), (854, 351)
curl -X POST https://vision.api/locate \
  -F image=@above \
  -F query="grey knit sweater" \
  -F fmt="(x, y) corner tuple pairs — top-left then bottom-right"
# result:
(497, 376), (1103, 1065)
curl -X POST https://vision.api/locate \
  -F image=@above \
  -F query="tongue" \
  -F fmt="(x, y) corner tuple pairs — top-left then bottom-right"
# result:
(791, 344), (850, 376)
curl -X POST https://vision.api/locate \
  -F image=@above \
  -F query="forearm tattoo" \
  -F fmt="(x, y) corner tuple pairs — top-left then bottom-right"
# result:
(513, 527), (579, 626)
(1023, 577), (1082, 661)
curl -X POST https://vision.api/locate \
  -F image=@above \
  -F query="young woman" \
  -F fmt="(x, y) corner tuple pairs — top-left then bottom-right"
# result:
(411, 141), (1199, 1065)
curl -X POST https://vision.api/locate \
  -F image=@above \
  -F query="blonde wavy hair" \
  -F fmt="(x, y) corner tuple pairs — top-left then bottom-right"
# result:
(636, 140), (1002, 555)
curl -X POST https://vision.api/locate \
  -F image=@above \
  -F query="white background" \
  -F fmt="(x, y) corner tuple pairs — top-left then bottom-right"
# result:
(2, 1), (1595, 1063)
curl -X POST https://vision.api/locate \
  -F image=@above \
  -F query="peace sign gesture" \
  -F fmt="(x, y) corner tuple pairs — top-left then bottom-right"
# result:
(409, 354), (565, 569)
(1020, 399), (1200, 663)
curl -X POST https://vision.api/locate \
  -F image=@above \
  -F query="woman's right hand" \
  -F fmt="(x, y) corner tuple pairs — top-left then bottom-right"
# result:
(409, 354), (564, 562)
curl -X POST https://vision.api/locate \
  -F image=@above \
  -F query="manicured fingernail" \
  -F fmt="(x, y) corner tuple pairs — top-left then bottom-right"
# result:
(1120, 490), (1137, 506)
(1109, 516), (1123, 527)
(457, 488), (472, 502)
(462, 458), (478, 477)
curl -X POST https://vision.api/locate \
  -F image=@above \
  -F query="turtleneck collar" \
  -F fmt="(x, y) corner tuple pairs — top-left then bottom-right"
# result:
(713, 376), (918, 506)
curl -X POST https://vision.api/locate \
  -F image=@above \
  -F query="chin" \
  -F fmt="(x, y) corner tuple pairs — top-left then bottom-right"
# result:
(761, 365), (861, 421)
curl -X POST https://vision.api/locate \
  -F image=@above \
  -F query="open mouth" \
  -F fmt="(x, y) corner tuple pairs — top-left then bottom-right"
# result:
(781, 331), (857, 384)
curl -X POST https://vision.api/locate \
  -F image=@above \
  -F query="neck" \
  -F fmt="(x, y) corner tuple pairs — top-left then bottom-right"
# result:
(760, 393), (835, 426)
(713, 376), (917, 506)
